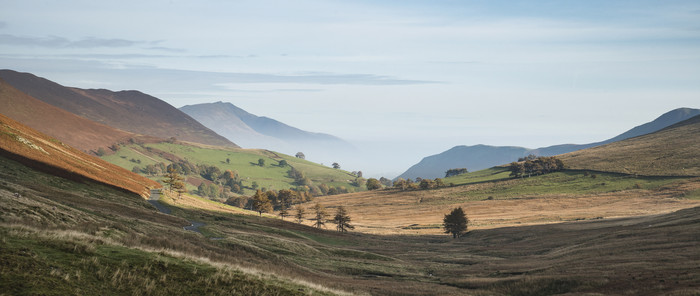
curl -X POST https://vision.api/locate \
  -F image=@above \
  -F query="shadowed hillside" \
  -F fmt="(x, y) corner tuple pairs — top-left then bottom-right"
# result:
(561, 114), (700, 176)
(0, 113), (159, 197)
(0, 70), (237, 148)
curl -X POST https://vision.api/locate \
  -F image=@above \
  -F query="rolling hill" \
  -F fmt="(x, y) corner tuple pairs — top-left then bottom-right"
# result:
(0, 69), (237, 148)
(560, 114), (700, 176)
(398, 107), (700, 180)
(0, 78), (154, 153)
(0, 112), (159, 197)
(180, 101), (355, 163)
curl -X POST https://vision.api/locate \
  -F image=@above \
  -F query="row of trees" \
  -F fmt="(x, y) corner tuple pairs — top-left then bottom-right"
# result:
(508, 156), (564, 178)
(249, 195), (354, 232)
(392, 177), (449, 191)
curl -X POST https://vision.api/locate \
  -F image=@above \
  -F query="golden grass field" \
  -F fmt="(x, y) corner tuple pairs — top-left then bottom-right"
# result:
(302, 176), (700, 235)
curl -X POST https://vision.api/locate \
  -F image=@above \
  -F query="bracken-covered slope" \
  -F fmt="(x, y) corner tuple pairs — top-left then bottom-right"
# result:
(0, 69), (237, 148)
(0, 113), (159, 197)
(0, 78), (149, 153)
(560, 114), (700, 176)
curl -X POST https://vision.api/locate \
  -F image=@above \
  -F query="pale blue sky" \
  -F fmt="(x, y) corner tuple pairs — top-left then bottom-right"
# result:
(2, 0), (700, 176)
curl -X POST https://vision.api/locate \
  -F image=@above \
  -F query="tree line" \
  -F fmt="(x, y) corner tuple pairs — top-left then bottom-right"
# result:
(508, 155), (564, 178)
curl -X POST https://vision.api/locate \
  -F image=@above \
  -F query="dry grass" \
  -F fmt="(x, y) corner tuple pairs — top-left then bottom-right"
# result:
(304, 176), (700, 235)
(560, 115), (700, 176)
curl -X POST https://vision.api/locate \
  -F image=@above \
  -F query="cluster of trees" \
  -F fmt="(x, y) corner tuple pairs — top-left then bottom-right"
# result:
(445, 168), (468, 178)
(288, 167), (354, 197)
(508, 156), (565, 178)
(392, 177), (448, 191)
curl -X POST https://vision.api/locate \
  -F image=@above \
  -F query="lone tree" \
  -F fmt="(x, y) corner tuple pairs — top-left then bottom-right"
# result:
(279, 203), (289, 220)
(295, 152), (305, 159)
(258, 158), (265, 167)
(251, 190), (273, 216)
(162, 167), (184, 193)
(294, 205), (306, 224)
(443, 207), (469, 238)
(366, 178), (382, 190)
(333, 206), (355, 232)
(332, 162), (340, 169)
(311, 203), (328, 229)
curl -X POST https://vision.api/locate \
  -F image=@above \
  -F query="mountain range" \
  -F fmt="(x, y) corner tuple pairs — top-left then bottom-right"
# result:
(0, 69), (237, 150)
(180, 101), (355, 162)
(397, 107), (700, 180)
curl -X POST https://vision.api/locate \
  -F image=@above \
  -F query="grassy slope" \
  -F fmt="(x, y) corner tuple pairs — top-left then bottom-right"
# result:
(102, 142), (360, 195)
(0, 113), (159, 197)
(560, 114), (700, 176)
(2, 155), (699, 295)
(309, 169), (700, 233)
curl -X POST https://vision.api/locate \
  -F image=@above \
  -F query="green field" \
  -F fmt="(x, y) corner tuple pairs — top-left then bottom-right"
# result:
(437, 169), (686, 203)
(101, 142), (360, 195)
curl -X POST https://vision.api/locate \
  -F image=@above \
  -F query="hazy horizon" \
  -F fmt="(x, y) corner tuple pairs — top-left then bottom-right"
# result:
(2, 0), (699, 177)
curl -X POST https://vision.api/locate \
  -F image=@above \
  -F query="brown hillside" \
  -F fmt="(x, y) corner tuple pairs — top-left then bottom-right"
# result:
(560, 114), (700, 176)
(0, 70), (238, 148)
(0, 113), (159, 197)
(0, 79), (149, 152)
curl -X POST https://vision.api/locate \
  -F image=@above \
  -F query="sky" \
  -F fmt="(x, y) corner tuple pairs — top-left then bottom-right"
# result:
(2, 0), (700, 177)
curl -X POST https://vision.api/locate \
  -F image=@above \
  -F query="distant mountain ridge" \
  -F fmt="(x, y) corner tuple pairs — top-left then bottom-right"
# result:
(0, 69), (237, 148)
(397, 108), (700, 180)
(180, 101), (355, 161)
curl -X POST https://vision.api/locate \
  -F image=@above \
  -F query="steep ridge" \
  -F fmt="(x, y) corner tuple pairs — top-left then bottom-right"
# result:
(180, 101), (354, 160)
(0, 79), (148, 152)
(0, 70), (237, 148)
(398, 108), (700, 180)
(0, 113), (159, 197)
(560, 114), (700, 176)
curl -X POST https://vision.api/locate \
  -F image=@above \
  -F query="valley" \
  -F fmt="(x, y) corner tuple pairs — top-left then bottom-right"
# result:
(1, 69), (699, 295)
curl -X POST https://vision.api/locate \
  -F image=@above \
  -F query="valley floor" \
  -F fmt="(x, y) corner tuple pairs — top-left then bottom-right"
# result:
(2, 156), (699, 295)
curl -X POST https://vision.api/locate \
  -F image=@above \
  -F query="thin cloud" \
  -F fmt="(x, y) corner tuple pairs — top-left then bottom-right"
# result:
(0, 34), (139, 48)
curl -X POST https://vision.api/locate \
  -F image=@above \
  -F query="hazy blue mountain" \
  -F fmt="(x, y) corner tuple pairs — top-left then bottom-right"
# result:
(397, 108), (700, 180)
(180, 102), (355, 161)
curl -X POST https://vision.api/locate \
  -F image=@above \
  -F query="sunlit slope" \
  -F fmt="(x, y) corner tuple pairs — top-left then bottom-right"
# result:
(101, 141), (360, 195)
(0, 113), (159, 197)
(0, 69), (237, 148)
(560, 114), (700, 176)
(0, 79), (147, 152)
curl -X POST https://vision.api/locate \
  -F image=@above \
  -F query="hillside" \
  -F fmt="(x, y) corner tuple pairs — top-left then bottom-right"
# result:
(100, 141), (362, 196)
(0, 113), (159, 197)
(3, 147), (699, 295)
(180, 101), (355, 163)
(0, 78), (155, 153)
(560, 114), (700, 176)
(398, 107), (700, 180)
(0, 69), (237, 148)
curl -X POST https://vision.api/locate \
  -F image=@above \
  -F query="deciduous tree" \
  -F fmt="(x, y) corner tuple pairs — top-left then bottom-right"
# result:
(366, 178), (382, 190)
(251, 190), (272, 216)
(443, 207), (468, 238)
